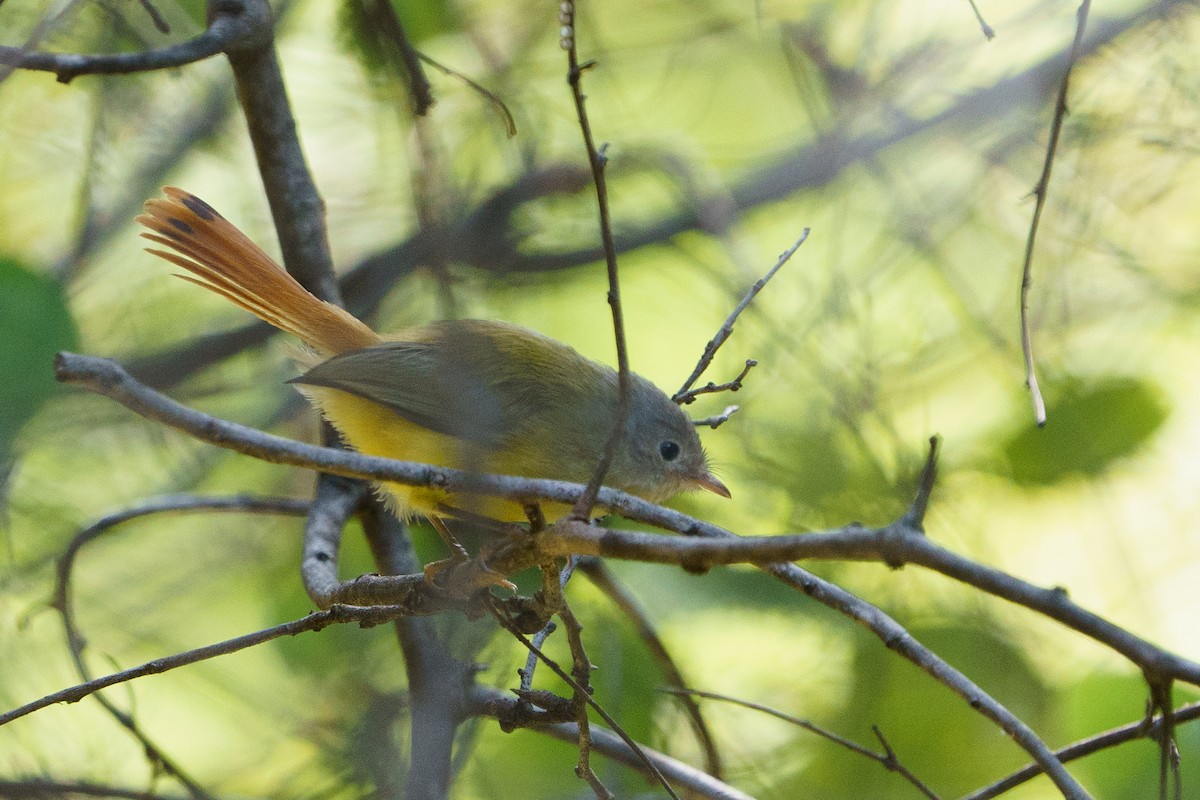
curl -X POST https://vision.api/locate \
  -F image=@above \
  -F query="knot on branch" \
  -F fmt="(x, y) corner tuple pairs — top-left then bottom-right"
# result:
(209, 0), (273, 55)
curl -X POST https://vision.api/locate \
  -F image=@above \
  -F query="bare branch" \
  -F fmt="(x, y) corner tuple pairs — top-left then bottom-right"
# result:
(692, 404), (740, 429)
(223, 0), (342, 305)
(967, 701), (1200, 799)
(668, 689), (938, 799)
(1018, 0), (1092, 427)
(562, 3), (632, 522)
(469, 686), (754, 800)
(675, 231), (808, 403)
(0, 3), (244, 84)
(965, 0), (996, 40)
(537, 520), (1200, 687)
(300, 474), (368, 606)
(678, 361), (758, 407)
(52, 494), (309, 800)
(0, 604), (421, 728)
(489, 598), (679, 800)
(580, 557), (724, 779)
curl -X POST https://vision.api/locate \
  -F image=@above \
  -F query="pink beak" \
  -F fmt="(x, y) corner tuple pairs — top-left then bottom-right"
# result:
(693, 471), (731, 499)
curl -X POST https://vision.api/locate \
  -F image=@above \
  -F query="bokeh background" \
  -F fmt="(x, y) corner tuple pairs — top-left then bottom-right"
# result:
(2, 0), (1200, 797)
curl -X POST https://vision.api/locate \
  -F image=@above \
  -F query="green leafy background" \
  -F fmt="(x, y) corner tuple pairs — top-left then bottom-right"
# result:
(2, 0), (1199, 797)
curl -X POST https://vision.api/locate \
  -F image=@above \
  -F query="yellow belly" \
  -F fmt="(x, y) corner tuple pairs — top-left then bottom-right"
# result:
(298, 386), (570, 522)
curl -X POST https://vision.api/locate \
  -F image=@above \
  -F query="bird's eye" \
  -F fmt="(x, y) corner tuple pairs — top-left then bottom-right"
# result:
(658, 440), (680, 461)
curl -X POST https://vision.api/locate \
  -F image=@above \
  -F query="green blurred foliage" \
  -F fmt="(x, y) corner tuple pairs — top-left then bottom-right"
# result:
(0, 257), (77, 467)
(2, 0), (1199, 797)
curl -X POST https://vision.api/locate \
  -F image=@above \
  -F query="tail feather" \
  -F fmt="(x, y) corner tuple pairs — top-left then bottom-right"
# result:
(136, 187), (378, 356)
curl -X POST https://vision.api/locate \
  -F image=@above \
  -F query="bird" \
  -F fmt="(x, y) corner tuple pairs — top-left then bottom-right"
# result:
(137, 187), (729, 565)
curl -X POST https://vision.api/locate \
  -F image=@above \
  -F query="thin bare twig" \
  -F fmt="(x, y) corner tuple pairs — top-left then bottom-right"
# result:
(562, 3), (633, 521)
(579, 557), (724, 779)
(559, 599), (612, 799)
(966, 701), (1200, 799)
(966, 0), (996, 40)
(489, 598), (679, 800)
(138, 0), (171, 34)
(469, 685), (753, 800)
(518, 558), (578, 692)
(1018, 0), (1092, 427)
(678, 360), (758, 406)
(667, 689), (938, 799)
(692, 405), (740, 429)
(901, 434), (940, 530)
(417, 52), (515, 136)
(674, 230), (808, 403)
(52, 494), (310, 800)
(0, 604), (415, 728)
(0, 7), (236, 84)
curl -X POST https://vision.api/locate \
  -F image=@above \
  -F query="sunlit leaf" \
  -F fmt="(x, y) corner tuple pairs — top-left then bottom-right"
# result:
(1003, 377), (1168, 486)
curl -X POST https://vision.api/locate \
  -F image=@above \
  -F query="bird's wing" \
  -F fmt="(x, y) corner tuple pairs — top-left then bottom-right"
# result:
(288, 340), (513, 447)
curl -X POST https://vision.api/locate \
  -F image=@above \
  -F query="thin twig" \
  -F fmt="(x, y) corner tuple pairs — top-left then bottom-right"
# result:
(579, 557), (724, 779)
(138, 0), (171, 34)
(668, 689), (938, 799)
(0, 7), (237, 84)
(360, 498), (468, 800)
(559, 599), (612, 799)
(678, 361), (758, 406)
(418, 52), (516, 136)
(1018, 0), (1091, 427)
(469, 685), (754, 800)
(965, 701), (1200, 799)
(52, 494), (310, 800)
(518, 558), (578, 692)
(0, 604), (414, 727)
(489, 598), (679, 800)
(1146, 680), (1181, 800)
(901, 434), (940, 530)
(562, 3), (633, 521)
(692, 405), (740, 429)
(966, 0), (996, 40)
(674, 230), (808, 402)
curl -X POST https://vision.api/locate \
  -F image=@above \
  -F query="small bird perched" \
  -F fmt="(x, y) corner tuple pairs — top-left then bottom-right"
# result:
(137, 188), (729, 546)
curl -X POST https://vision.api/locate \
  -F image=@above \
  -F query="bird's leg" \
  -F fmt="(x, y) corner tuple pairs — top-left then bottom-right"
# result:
(430, 515), (471, 561)
(423, 515), (516, 591)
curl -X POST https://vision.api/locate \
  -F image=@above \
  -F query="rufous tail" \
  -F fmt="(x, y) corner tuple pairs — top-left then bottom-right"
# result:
(136, 187), (378, 356)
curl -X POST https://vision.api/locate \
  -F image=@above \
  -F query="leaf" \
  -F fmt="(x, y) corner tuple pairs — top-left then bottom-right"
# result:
(0, 257), (78, 463)
(1003, 377), (1168, 486)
